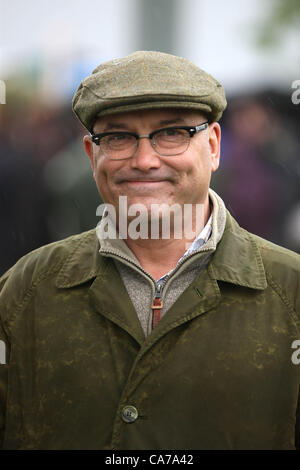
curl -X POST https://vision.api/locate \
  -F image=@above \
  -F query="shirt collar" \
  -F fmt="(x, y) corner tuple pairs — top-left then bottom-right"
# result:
(156, 212), (213, 283)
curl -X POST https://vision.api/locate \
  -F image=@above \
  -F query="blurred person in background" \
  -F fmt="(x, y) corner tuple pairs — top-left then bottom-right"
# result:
(0, 51), (299, 450)
(0, 105), (50, 275)
(212, 95), (300, 250)
(0, 97), (100, 276)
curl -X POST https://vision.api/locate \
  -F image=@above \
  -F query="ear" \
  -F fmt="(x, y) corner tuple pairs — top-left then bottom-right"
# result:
(208, 122), (221, 173)
(83, 135), (96, 174)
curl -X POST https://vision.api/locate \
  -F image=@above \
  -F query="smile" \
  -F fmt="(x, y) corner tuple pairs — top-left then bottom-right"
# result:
(124, 180), (166, 184)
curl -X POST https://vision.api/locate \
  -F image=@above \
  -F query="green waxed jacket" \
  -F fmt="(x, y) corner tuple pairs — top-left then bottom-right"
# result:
(0, 211), (299, 450)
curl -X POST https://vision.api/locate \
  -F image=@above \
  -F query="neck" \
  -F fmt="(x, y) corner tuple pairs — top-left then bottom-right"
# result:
(122, 197), (211, 280)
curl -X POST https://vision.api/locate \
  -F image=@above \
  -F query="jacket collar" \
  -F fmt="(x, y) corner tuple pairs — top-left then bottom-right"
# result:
(210, 211), (267, 290)
(56, 230), (102, 288)
(56, 213), (267, 291)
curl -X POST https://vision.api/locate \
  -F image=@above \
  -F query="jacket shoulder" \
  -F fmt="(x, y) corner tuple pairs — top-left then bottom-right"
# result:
(247, 230), (300, 271)
(244, 229), (300, 314)
(222, 211), (300, 280)
(0, 230), (97, 322)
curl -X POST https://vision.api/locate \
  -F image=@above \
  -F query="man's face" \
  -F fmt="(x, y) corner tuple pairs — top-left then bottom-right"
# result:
(83, 108), (221, 218)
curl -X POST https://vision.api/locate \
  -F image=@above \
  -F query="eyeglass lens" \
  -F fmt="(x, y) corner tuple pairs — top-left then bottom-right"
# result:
(101, 128), (191, 159)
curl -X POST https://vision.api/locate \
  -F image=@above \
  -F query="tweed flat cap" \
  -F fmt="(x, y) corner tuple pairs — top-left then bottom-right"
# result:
(72, 51), (227, 132)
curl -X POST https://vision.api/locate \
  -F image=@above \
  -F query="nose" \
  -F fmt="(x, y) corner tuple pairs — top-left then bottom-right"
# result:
(129, 136), (161, 171)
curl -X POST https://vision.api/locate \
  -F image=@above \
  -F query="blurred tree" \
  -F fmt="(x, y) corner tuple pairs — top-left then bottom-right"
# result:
(256, 0), (300, 47)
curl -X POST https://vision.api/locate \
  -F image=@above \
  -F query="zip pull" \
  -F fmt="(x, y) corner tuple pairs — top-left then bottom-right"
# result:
(152, 283), (163, 329)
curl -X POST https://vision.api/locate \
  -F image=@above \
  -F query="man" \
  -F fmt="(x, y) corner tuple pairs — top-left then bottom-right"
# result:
(0, 51), (299, 450)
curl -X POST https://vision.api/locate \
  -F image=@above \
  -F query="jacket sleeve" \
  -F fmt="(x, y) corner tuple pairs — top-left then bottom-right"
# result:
(0, 268), (12, 449)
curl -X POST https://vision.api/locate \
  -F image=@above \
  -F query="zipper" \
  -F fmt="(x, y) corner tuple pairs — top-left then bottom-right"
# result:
(100, 249), (156, 282)
(100, 246), (213, 329)
(100, 245), (213, 282)
(151, 282), (164, 329)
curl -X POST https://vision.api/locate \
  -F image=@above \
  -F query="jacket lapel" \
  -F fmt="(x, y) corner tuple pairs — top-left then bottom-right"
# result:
(88, 258), (146, 345)
(211, 211), (268, 290)
(55, 230), (145, 345)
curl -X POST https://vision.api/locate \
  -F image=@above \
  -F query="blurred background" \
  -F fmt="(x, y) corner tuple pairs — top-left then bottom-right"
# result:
(1, 0), (300, 275)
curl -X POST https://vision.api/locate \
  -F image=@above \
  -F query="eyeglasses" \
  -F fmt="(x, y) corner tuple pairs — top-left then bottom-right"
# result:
(90, 122), (209, 160)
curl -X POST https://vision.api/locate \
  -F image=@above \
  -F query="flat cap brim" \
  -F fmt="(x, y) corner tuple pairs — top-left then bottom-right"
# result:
(72, 51), (227, 132)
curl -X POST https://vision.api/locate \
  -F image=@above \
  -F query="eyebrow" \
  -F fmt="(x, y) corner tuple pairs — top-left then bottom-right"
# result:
(100, 117), (187, 133)
(102, 122), (130, 132)
(157, 117), (187, 127)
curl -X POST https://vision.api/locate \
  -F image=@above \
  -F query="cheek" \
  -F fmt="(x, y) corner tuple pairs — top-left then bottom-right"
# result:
(180, 150), (212, 196)
(192, 144), (212, 175)
(94, 159), (105, 181)
(183, 154), (208, 179)
(94, 156), (112, 183)
(92, 158), (110, 197)
(93, 158), (123, 202)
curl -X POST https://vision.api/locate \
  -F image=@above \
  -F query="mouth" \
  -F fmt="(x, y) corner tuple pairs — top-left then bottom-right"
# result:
(115, 173), (175, 185)
(120, 180), (171, 189)
(115, 180), (172, 196)
(124, 180), (167, 184)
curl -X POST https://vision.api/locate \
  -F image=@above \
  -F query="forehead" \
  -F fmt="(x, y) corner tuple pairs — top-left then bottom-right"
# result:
(93, 108), (206, 132)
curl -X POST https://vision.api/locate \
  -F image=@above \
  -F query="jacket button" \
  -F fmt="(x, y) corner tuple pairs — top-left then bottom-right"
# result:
(122, 405), (138, 423)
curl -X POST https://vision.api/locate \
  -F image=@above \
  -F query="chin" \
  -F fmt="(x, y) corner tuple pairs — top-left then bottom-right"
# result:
(129, 197), (176, 210)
